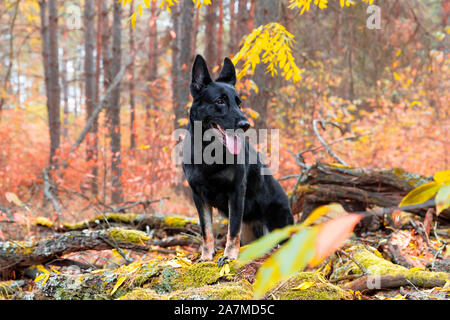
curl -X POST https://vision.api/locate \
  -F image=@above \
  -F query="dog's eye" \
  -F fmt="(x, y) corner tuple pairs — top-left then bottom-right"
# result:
(216, 99), (225, 105)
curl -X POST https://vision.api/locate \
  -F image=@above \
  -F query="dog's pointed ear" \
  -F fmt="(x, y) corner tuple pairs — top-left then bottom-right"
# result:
(216, 58), (236, 86)
(191, 55), (212, 97)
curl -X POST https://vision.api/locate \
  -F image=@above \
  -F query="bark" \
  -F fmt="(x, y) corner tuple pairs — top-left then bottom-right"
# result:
(108, 0), (123, 204)
(204, 3), (217, 68)
(146, 0), (158, 119)
(84, 0), (99, 195)
(250, 0), (280, 129)
(343, 274), (447, 292)
(47, 0), (61, 168)
(172, 0), (194, 129)
(217, 0), (224, 64)
(0, 0), (20, 122)
(171, 5), (181, 129)
(129, 1), (136, 151)
(0, 228), (152, 269)
(39, 0), (50, 124)
(192, 7), (200, 56)
(236, 0), (249, 47)
(34, 212), (227, 238)
(61, 28), (69, 139)
(290, 163), (450, 223)
(228, 0), (237, 53)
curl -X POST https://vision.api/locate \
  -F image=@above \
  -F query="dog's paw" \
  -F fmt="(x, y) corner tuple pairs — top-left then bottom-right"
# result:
(217, 256), (234, 267)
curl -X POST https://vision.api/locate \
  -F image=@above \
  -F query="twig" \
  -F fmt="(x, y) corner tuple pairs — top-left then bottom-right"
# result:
(338, 249), (368, 275)
(312, 119), (348, 165)
(298, 132), (371, 156)
(110, 197), (170, 213)
(43, 168), (62, 217)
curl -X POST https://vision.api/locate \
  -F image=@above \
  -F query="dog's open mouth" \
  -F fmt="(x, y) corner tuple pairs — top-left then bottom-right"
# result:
(211, 123), (242, 155)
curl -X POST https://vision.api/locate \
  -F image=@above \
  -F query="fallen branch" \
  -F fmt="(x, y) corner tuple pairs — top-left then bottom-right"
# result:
(0, 227), (197, 270)
(34, 212), (227, 237)
(342, 274), (446, 292)
(312, 119), (348, 165)
(340, 246), (449, 291)
(43, 168), (62, 215)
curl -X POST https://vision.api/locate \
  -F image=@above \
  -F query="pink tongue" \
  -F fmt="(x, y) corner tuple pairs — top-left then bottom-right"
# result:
(225, 135), (241, 155)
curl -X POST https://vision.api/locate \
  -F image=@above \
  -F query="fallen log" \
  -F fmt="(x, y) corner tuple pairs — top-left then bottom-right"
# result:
(33, 212), (227, 237)
(289, 163), (450, 224)
(0, 228), (197, 271)
(339, 246), (449, 291)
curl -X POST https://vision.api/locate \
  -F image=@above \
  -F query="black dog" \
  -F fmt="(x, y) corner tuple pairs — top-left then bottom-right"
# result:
(182, 55), (294, 266)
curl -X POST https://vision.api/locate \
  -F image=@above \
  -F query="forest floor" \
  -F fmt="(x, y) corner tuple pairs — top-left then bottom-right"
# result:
(0, 164), (449, 300)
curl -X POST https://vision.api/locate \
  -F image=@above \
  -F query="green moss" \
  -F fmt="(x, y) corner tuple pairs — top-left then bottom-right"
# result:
(164, 216), (198, 228)
(33, 217), (54, 228)
(273, 272), (352, 300)
(107, 228), (150, 245)
(170, 281), (253, 300)
(62, 221), (90, 230)
(134, 261), (160, 286)
(151, 267), (181, 294)
(8, 241), (36, 255)
(95, 213), (138, 224)
(150, 262), (237, 294)
(391, 168), (431, 188)
(349, 246), (449, 287)
(118, 288), (167, 300)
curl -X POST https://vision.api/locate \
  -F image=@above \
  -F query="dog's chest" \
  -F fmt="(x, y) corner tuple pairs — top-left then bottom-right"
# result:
(187, 165), (235, 188)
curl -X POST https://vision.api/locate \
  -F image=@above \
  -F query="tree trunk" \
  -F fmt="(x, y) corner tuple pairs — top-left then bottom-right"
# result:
(47, 0), (61, 168)
(250, 0), (280, 129)
(248, 0), (255, 31)
(84, 0), (98, 195)
(192, 7), (200, 57)
(204, 3), (217, 69)
(236, 0), (249, 48)
(0, 0), (20, 122)
(228, 0), (237, 54)
(129, 1), (136, 152)
(217, 0), (224, 64)
(61, 28), (69, 139)
(146, 0), (158, 119)
(108, 0), (123, 204)
(39, 0), (50, 124)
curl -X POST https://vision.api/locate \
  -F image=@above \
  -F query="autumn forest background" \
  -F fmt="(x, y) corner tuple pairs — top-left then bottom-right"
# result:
(0, 0), (449, 301)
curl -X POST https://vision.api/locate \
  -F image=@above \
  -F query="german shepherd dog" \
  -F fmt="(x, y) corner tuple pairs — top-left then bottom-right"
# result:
(182, 55), (294, 266)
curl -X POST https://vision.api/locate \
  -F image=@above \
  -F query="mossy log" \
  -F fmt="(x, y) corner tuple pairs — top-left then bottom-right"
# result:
(0, 228), (195, 270)
(270, 272), (352, 300)
(0, 280), (26, 296)
(34, 213), (228, 237)
(340, 246), (449, 291)
(290, 163), (449, 223)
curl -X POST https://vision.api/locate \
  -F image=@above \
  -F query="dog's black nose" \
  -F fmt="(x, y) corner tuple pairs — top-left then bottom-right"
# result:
(237, 120), (250, 132)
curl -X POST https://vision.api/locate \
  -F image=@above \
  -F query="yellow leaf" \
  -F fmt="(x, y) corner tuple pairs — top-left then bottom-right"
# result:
(111, 276), (127, 295)
(435, 185), (450, 215)
(302, 203), (346, 227)
(291, 281), (314, 290)
(219, 264), (230, 277)
(34, 274), (47, 283)
(434, 170), (450, 184)
(399, 181), (440, 207)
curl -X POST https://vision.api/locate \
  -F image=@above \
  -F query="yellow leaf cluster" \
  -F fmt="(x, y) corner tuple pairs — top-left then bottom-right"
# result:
(232, 23), (303, 83)
(288, 0), (373, 13)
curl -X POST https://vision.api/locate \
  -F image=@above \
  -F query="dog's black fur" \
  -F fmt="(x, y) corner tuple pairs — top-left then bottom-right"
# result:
(182, 55), (294, 265)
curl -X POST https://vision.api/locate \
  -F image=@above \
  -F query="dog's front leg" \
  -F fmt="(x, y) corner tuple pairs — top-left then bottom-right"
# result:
(218, 185), (245, 266)
(193, 194), (215, 261)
